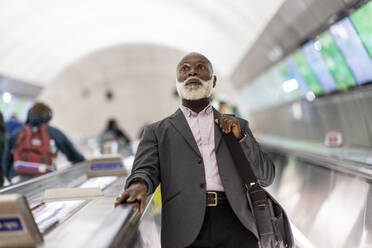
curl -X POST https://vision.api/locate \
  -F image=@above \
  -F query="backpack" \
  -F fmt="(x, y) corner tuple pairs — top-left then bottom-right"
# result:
(13, 123), (56, 175)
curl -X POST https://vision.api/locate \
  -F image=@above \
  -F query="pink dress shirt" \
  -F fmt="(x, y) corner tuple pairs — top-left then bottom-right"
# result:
(180, 104), (225, 192)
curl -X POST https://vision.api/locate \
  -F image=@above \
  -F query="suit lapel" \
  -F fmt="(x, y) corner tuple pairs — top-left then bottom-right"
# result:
(169, 109), (201, 157)
(213, 108), (223, 151)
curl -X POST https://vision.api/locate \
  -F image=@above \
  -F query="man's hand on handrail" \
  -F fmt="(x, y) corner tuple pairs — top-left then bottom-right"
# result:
(114, 183), (148, 214)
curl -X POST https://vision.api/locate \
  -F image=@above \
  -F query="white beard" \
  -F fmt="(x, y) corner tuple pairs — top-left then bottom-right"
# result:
(176, 76), (214, 100)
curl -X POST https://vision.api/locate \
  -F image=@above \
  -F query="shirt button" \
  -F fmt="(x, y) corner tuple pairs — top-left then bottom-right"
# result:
(200, 183), (205, 189)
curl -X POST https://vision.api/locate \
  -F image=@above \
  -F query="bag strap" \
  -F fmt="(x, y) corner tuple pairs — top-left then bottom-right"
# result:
(223, 132), (258, 186)
(20, 124), (32, 149)
(39, 123), (52, 157)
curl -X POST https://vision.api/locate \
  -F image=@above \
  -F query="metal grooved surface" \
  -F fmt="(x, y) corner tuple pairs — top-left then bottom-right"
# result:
(267, 151), (372, 248)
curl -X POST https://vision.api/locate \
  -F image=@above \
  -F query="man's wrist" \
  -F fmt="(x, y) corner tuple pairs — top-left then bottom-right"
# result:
(128, 179), (148, 191)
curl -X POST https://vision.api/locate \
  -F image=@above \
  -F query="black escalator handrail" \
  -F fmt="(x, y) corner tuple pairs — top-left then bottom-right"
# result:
(85, 194), (155, 248)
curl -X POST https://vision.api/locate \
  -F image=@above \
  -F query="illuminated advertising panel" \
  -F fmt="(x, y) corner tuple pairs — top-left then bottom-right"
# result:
(283, 56), (310, 96)
(350, 1), (372, 59)
(302, 41), (338, 93)
(277, 62), (301, 100)
(292, 49), (323, 95)
(330, 17), (372, 84)
(266, 68), (286, 103)
(316, 31), (357, 90)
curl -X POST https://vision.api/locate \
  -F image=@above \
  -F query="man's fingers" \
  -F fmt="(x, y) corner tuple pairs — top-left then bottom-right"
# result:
(220, 118), (232, 133)
(219, 115), (240, 135)
(126, 194), (146, 213)
(114, 183), (148, 210)
(139, 196), (147, 214)
(220, 117), (227, 132)
(114, 191), (130, 207)
(126, 196), (137, 203)
(121, 191), (130, 200)
(227, 125), (231, 133)
(226, 119), (232, 131)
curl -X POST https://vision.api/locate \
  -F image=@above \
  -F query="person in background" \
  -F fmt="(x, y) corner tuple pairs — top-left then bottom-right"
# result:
(100, 118), (131, 154)
(218, 101), (242, 117)
(5, 114), (23, 135)
(232, 105), (242, 118)
(2, 102), (85, 183)
(218, 101), (233, 114)
(0, 112), (7, 187)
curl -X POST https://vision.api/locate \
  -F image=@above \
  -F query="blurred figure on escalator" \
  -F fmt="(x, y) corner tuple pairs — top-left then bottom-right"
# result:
(218, 101), (242, 118)
(99, 118), (131, 155)
(0, 112), (7, 187)
(5, 114), (23, 135)
(218, 101), (233, 114)
(2, 102), (85, 184)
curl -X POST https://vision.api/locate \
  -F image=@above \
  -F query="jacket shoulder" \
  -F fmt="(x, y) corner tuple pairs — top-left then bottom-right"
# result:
(144, 111), (177, 131)
(237, 117), (249, 126)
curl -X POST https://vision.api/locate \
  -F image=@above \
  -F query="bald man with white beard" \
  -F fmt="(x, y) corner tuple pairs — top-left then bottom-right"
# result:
(115, 52), (275, 248)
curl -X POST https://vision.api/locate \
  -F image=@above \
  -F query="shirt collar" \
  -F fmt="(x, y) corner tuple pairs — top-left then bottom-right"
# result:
(180, 104), (213, 118)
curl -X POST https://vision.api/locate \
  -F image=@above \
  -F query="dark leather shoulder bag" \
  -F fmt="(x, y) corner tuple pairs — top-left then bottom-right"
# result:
(223, 132), (294, 248)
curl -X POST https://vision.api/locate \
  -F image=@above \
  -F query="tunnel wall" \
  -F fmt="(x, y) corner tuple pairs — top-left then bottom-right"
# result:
(39, 44), (241, 140)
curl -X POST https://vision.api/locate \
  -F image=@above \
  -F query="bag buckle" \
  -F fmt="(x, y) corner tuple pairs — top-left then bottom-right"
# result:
(207, 192), (218, 207)
(244, 182), (257, 190)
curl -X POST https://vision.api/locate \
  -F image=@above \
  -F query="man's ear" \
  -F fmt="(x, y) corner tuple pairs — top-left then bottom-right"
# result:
(212, 75), (217, 88)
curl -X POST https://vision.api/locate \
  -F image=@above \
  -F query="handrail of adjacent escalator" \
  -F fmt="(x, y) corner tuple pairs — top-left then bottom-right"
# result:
(0, 158), (156, 248)
(0, 161), (90, 195)
(262, 141), (372, 180)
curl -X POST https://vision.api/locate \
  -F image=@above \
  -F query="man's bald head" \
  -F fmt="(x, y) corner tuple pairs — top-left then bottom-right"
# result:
(177, 52), (214, 74)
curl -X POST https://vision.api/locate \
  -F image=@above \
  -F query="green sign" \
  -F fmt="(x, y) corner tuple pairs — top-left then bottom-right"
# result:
(277, 62), (300, 100)
(292, 49), (323, 95)
(350, 1), (372, 59)
(316, 31), (356, 90)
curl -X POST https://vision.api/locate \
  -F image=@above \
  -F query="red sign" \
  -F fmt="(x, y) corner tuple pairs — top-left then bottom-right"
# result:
(325, 131), (343, 147)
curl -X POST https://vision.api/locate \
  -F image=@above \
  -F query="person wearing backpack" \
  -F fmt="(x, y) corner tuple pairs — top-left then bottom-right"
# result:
(2, 102), (85, 183)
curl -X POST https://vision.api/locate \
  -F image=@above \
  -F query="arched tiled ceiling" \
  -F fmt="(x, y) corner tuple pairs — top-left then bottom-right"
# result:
(0, 0), (284, 86)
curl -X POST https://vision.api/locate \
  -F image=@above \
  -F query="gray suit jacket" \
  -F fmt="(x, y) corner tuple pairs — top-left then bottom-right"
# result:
(125, 108), (275, 248)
